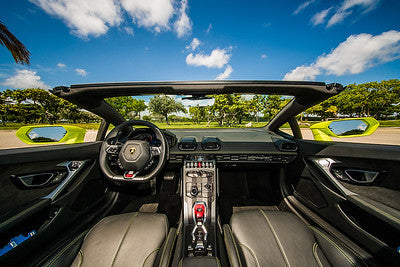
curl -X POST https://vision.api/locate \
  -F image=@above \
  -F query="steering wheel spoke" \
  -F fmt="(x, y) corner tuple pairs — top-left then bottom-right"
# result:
(150, 146), (162, 156)
(124, 170), (138, 179)
(105, 144), (122, 155)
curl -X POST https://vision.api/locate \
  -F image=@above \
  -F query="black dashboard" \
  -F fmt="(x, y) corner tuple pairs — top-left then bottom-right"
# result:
(165, 128), (298, 165)
(114, 127), (298, 166)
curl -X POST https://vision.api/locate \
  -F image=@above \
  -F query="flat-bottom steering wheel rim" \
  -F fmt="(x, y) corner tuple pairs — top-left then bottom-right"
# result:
(99, 120), (168, 183)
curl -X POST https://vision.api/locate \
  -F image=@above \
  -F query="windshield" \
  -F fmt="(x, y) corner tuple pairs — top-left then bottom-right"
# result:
(106, 94), (292, 128)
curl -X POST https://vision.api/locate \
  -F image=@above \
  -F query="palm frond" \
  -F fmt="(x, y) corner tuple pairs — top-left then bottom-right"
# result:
(0, 21), (30, 65)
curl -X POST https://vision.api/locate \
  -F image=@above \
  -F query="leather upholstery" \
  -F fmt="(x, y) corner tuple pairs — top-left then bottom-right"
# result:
(39, 231), (86, 267)
(71, 212), (169, 267)
(225, 210), (364, 267)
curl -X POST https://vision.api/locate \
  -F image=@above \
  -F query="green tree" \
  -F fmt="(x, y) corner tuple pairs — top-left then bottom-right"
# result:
(189, 105), (208, 124)
(313, 79), (400, 119)
(148, 95), (186, 124)
(107, 96), (147, 119)
(262, 95), (289, 121)
(25, 88), (64, 124)
(248, 95), (266, 122)
(210, 94), (249, 126)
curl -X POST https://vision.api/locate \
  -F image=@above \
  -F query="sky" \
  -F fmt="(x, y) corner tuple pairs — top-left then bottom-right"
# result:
(0, 0), (400, 91)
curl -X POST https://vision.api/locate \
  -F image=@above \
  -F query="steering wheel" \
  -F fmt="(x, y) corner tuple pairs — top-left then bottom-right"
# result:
(99, 120), (168, 183)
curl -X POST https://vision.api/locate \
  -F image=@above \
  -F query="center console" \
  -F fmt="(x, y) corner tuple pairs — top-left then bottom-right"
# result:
(182, 155), (217, 258)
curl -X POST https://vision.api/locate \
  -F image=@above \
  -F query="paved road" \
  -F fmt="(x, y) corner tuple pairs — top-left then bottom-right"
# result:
(0, 128), (399, 150)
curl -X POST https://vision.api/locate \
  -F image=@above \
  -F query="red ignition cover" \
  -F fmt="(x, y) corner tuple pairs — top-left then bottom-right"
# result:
(193, 203), (206, 220)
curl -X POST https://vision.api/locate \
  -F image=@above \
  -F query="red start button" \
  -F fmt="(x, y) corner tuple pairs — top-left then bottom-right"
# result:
(193, 203), (206, 220)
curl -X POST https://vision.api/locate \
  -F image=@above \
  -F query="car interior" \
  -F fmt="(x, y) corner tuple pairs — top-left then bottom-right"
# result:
(0, 81), (399, 266)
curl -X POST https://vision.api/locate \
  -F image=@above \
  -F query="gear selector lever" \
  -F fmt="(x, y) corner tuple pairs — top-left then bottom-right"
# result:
(191, 202), (210, 256)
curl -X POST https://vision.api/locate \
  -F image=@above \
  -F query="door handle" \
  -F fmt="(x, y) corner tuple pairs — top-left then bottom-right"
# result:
(11, 171), (67, 189)
(344, 169), (379, 184)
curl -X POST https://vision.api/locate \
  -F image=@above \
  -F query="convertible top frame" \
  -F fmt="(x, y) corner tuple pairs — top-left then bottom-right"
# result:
(52, 80), (344, 132)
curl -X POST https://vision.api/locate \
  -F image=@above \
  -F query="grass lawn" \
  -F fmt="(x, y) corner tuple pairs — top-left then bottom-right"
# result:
(1, 120), (399, 130)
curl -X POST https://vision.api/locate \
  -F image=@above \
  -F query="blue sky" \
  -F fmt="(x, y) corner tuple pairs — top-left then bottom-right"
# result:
(0, 0), (399, 91)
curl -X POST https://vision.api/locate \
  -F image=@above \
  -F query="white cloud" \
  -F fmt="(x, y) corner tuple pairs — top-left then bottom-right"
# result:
(124, 26), (134, 35)
(75, 68), (88, 76)
(31, 0), (193, 38)
(215, 65), (233, 80)
(2, 69), (50, 89)
(283, 30), (400, 81)
(261, 54), (267, 59)
(186, 48), (231, 68)
(327, 0), (379, 27)
(121, 0), (174, 33)
(57, 62), (66, 68)
(283, 65), (321, 81)
(205, 23), (212, 33)
(180, 97), (215, 107)
(174, 0), (192, 38)
(293, 0), (316, 15)
(327, 10), (352, 27)
(186, 38), (201, 51)
(311, 7), (332, 26)
(30, 0), (123, 38)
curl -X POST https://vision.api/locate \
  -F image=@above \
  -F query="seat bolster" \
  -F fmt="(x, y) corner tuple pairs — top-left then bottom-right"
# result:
(229, 210), (366, 267)
(155, 228), (178, 267)
(71, 212), (169, 267)
(310, 226), (364, 267)
(40, 231), (86, 267)
(223, 224), (243, 267)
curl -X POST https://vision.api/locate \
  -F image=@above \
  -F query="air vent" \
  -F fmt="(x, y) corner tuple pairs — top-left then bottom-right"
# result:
(178, 137), (197, 151)
(215, 154), (295, 163)
(201, 137), (221, 151)
(274, 139), (298, 152)
(169, 155), (183, 162)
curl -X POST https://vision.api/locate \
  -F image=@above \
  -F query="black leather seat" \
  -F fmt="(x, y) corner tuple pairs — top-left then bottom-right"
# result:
(69, 212), (176, 267)
(224, 210), (364, 267)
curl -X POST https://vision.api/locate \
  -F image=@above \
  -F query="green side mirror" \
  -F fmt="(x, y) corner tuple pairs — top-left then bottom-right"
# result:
(310, 118), (379, 141)
(16, 125), (87, 145)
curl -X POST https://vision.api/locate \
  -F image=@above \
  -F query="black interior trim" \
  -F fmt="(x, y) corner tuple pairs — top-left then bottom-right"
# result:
(0, 142), (102, 165)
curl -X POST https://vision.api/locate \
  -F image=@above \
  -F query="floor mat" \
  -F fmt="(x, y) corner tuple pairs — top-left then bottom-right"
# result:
(123, 194), (157, 213)
(233, 205), (278, 213)
(218, 169), (282, 224)
(139, 203), (159, 213)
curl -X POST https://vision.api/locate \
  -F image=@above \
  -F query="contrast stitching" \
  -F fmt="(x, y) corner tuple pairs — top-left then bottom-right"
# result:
(238, 243), (261, 267)
(77, 250), (84, 267)
(45, 232), (86, 267)
(163, 229), (178, 267)
(224, 226), (243, 267)
(142, 248), (160, 267)
(313, 243), (323, 267)
(310, 226), (355, 267)
(111, 212), (139, 267)
(163, 215), (169, 240)
(307, 226), (365, 266)
(259, 209), (291, 267)
(159, 229), (173, 266)
(216, 257), (222, 267)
